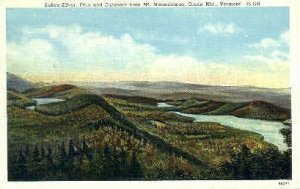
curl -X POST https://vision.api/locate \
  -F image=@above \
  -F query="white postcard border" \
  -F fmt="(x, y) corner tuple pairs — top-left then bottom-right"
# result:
(1, 0), (300, 188)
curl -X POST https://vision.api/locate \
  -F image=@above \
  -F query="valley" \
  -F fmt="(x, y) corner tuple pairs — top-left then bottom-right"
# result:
(7, 73), (292, 180)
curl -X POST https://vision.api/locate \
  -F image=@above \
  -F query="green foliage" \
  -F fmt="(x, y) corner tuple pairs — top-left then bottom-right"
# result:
(173, 98), (290, 121)
(280, 127), (291, 148)
(177, 99), (208, 110)
(105, 94), (159, 106)
(143, 111), (194, 123)
(7, 91), (36, 108)
(7, 86), (292, 181)
(13, 148), (27, 180)
(35, 95), (104, 115)
(182, 101), (225, 114)
(208, 102), (245, 115)
(220, 145), (291, 179)
(25, 84), (76, 98)
(231, 101), (290, 121)
(128, 150), (143, 178)
(9, 138), (145, 181)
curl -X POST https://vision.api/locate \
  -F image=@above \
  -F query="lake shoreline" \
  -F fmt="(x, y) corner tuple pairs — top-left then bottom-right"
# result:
(158, 102), (288, 151)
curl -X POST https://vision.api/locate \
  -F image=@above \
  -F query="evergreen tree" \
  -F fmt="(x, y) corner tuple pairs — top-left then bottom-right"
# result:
(119, 147), (128, 178)
(102, 143), (113, 179)
(46, 145), (56, 178)
(89, 146), (102, 180)
(112, 149), (121, 179)
(281, 128), (291, 148)
(39, 145), (47, 179)
(32, 144), (40, 162)
(30, 144), (41, 180)
(58, 141), (68, 177)
(238, 145), (252, 179)
(68, 139), (76, 158)
(81, 136), (92, 161)
(67, 139), (77, 179)
(221, 145), (291, 179)
(14, 148), (27, 180)
(80, 155), (91, 180)
(40, 145), (45, 161)
(24, 145), (30, 159)
(129, 150), (143, 179)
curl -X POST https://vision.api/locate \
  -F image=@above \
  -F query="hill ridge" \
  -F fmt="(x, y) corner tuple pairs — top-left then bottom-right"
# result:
(33, 93), (208, 168)
(175, 99), (291, 121)
(7, 72), (36, 93)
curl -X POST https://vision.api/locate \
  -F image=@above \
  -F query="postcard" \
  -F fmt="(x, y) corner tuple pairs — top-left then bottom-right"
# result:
(1, 0), (300, 188)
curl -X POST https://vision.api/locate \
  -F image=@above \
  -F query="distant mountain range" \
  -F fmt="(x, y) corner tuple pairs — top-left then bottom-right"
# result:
(74, 81), (291, 109)
(74, 81), (290, 93)
(6, 71), (291, 122)
(6, 72), (35, 93)
(6, 72), (291, 109)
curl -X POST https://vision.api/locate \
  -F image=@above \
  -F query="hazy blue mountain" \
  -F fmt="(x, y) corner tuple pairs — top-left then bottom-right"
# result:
(7, 72), (35, 93)
(74, 81), (291, 109)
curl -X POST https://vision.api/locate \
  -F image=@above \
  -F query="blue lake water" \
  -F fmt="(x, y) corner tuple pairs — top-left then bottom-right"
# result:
(157, 102), (175, 108)
(157, 102), (288, 151)
(26, 98), (65, 110)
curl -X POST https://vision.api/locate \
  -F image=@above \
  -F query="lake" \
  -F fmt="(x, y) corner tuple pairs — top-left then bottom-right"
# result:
(157, 102), (288, 151)
(157, 102), (175, 108)
(26, 98), (65, 110)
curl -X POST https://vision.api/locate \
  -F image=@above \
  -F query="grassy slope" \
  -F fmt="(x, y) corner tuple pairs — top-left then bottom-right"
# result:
(33, 94), (208, 167)
(35, 94), (103, 115)
(8, 85), (279, 179)
(177, 99), (209, 109)
(8, 105), (110, 148)
(181, 101), (225, 114)
(105, 96), (272, 167)
(7, 91), (36, 108)
(9, 105), (202, 180)
(208, 102), (245, 115)
(10, 88), (209, 167)
(231, 101), (291, 121)
(104, 94), (160, 105)
(25, 84), (77, 98)
(171, 99), (290, 121)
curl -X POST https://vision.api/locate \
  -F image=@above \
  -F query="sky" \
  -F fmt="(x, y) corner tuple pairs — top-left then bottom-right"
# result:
(6, 8), (289, 88)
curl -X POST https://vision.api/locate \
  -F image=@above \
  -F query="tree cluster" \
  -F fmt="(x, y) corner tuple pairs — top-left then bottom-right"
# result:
(220, 145), (291, 179)
(10, 138), (143, 181)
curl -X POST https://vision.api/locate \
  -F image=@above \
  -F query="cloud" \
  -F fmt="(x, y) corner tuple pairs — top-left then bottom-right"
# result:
(250, 38), (280, 49)
(250, 30), (289, 49)
(7, 25), (289, 88)
(200, 23), (240, 35)
(146, 54), (289, 88)
(246, 30), (289, 75)
(244, 54), (287, 65)
(271, 50), (289, 60)
(241, 54), (289, 87)
(16, 25), (158, 72)
(7, 39), (59, 74)
(280, 30), (289, 45)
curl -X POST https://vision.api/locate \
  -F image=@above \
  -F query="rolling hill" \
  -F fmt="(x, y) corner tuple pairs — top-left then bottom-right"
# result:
(230, 101), (290, 121)
(7, 72), (36, 93)
(74, 81), (291, 109)
(32, 93), (207, 167)
(7, 81), (290, 180)
(8, 86), (208, 167)
(19, 83), (90, 100)
(171, 99), (290, 121)
(7, 90), (36, 108)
